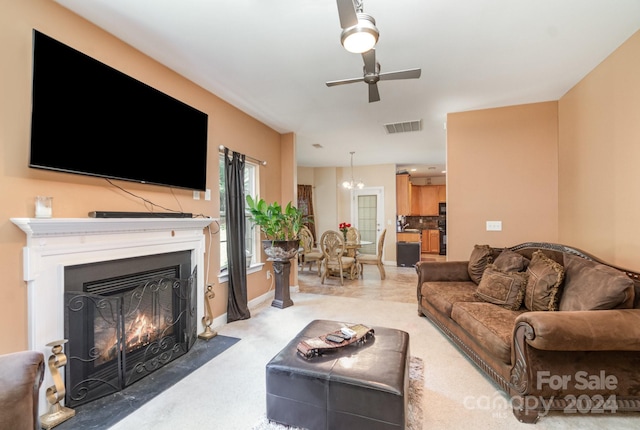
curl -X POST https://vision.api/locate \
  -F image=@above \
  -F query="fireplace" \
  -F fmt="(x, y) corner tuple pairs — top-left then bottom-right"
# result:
(63, 251), (197, 407)
(10, 217), (214, 414)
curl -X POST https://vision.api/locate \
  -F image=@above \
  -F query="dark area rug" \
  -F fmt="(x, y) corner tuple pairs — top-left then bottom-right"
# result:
(54, 335), (240, 430)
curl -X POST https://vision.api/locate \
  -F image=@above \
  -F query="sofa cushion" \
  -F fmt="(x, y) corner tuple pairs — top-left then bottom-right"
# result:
(493, 248), (530, 272)
(475, 264), (528, 310)
(523, 250), (565, 311)
(420, 281), (479, 317)
(468, 244), (493, 284)
(451, 302), (526, 364)
(559, 254), (635, 311)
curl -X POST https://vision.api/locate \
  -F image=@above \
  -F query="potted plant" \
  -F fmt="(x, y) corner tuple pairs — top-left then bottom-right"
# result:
(246, 196), (304, 260)
(246, 195), (305, 309)
(246, 195), (303, 240)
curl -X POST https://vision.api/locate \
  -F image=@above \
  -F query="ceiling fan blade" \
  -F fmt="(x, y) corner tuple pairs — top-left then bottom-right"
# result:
(362, 48), (376, 74)
(378, 68), (422, 81)
(336, 0), (358, 29)
(368, 83), (380, 103)
(326, 76), (365, 87)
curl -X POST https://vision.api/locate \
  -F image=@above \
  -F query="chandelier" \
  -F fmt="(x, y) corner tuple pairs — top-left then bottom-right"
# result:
(342, 151), (364, 190)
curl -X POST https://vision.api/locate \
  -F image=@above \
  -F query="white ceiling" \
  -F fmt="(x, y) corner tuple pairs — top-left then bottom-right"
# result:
(55, 0), (640, 177)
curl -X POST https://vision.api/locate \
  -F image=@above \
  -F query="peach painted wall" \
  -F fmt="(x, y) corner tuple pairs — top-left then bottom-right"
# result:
(446, 102), (559, 260)
(1, 0), (291, 353)
(558, 30), (640, 271)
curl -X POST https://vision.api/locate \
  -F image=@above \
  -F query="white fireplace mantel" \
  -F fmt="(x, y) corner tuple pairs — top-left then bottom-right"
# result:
(11, 217), (214, 412)
(11, 217), (214, 239)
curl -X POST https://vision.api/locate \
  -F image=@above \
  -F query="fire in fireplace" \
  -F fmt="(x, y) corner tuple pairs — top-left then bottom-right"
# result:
(63, 251), (197, 408)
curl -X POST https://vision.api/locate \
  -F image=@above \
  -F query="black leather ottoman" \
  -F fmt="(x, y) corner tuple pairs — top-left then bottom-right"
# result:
(266, 319), (410, 430)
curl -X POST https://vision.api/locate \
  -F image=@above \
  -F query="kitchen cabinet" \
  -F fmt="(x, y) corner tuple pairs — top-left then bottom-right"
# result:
(421, 229), (440, 254)
(438, 185), (446, 203)
(396, 174), (411, 215)
(412, 185), (446, 215)
(396, 174), (446, 216)
(397, 232), (421, 243)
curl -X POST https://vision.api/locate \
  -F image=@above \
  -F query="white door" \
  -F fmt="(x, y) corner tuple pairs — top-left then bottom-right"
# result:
(350, 187), (384, 255)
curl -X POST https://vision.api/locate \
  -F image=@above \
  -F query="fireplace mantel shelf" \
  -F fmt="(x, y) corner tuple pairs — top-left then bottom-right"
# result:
(11, 217), (215, 238)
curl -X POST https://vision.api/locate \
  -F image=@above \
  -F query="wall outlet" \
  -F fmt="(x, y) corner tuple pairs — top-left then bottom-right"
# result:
(266, 270), (271, 279)
(486, 221), (502, 231)
(204, 188), (211, 201)
(193, 190), (200, 200)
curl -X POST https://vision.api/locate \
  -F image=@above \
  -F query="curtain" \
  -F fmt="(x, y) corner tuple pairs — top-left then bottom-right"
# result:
(224, 148), (250, 322)
(297, 184), (315, 243)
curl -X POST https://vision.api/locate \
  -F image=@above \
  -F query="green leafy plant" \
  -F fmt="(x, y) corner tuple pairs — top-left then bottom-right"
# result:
(246, 195), (305, 241)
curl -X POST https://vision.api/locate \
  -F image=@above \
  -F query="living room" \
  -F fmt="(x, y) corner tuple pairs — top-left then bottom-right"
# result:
(2, 1), (640, 428)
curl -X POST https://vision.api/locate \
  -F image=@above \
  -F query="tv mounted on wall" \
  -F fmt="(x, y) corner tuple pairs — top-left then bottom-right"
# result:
(29, 30), (208, 191)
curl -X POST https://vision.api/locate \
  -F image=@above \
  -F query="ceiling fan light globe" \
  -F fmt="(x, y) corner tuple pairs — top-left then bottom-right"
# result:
(357, 182), (365, 189)
(342, 180), (352, 189)
(340, 14), (379, 54)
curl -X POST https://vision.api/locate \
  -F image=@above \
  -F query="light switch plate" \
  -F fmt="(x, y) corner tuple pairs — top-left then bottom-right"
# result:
(486, 221), (502, 231)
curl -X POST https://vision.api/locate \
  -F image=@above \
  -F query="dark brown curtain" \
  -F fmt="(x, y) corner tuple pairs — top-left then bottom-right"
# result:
(224, 148), (250, 322)
(297, 184), (315, 243)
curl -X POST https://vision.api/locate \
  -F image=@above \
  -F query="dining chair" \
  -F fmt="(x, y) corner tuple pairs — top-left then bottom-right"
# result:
(358, 228), (387, 280)
(345, 226), (360, 244)
(299, 226), (323, 275)
(319, 230), (357, 285)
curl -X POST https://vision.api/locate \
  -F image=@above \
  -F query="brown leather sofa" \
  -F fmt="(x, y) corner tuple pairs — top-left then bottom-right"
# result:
(416, 242), (640, 423)
(0, 350), (45, 430)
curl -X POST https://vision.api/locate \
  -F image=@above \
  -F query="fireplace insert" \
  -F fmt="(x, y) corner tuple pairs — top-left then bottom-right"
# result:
(64, 251), (197, 407)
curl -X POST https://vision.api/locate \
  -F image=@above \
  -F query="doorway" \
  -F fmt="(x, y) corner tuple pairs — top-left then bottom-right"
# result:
(351, 187), (384, 255)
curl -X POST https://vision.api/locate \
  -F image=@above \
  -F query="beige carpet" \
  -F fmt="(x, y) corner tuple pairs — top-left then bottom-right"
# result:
(251, 356), (424, 430)
(107, 292), (639, 430)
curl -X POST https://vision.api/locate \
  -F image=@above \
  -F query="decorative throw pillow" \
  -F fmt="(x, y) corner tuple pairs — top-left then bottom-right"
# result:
(474, 264), (528, 310)
(468, 244), (493, 284)
(493, 248), (530, 273)
(524, 250), (565, 311)
(559, 254), (635, 311)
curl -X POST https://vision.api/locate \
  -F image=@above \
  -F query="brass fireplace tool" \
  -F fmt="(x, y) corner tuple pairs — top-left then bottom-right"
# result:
(40, 340), (75, 429)
(198, 284), (217, 340)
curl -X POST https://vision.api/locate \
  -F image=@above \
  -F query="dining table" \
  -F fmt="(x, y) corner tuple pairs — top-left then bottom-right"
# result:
(343, 240), (373, 258)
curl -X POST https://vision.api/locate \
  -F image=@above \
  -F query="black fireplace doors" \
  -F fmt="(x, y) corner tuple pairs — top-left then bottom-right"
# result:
(63, 252), (197, 408)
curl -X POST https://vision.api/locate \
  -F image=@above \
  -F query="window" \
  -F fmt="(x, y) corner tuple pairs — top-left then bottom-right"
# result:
(219, 154), (258, 274)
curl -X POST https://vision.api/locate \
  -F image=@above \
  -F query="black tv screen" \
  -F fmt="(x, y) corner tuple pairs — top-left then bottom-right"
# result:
(30, 30), (208, 191)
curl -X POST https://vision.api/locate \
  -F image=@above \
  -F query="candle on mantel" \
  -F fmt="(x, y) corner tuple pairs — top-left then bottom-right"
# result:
(35, 196), (52, 218)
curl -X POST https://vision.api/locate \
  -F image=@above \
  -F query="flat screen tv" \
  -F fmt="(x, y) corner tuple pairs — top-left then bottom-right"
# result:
(29, 30), (208, 191)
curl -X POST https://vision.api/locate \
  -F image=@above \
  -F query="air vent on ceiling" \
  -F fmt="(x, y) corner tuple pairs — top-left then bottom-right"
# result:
(384, 119), (422, 134)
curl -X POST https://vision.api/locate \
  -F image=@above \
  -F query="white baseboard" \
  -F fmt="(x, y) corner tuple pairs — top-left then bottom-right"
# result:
(210, 284), (301, 332)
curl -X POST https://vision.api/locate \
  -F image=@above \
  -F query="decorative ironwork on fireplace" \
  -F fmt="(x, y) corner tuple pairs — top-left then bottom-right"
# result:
(63, 251), (197, 408)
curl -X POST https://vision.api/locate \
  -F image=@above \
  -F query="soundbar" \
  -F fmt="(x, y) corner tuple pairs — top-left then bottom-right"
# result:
(89, 211), (193, 219)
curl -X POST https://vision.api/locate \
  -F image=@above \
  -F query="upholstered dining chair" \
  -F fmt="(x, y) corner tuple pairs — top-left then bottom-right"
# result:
(358, 228), (387, 280)
(299, 226), (323, 274)
(319, 230), (357, 285)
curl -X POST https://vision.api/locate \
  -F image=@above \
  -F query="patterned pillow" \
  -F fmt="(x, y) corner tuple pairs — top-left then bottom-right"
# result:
(493, 248), (530, 273)
(524, 250), (564, 311)
(468, 244), (493, 284)
(475, 264), (528, 311)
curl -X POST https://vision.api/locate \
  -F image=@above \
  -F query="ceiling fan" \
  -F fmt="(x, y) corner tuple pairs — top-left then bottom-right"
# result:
(326, 49), (421, 103)
(326, 0), (422, 103)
